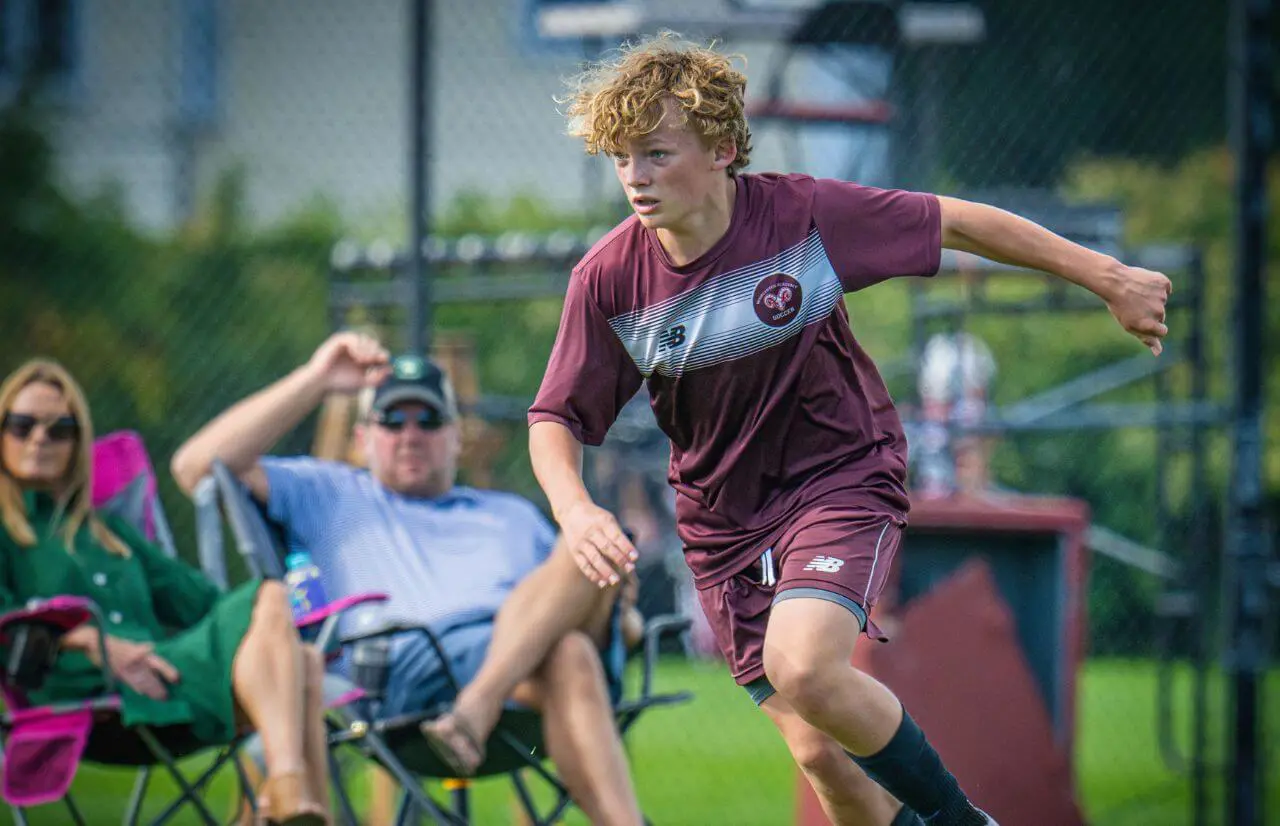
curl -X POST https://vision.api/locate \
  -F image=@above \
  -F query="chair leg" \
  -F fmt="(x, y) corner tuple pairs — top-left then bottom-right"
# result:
(329, 748), (361, 826)
(134, 727), (221, 826)
(360, 732), (467, 826)
(446, 779), (469, 824)
(62, 791), (89, 826)
(124, 767), (151, 826)
(151, 746), (243, 826)
(508, 772), (545, 825)
(233, 753), (260, 822)
(394, 791), (415, 826)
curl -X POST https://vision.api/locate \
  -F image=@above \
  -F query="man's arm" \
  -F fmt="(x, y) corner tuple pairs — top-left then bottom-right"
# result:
(171, 332), (388, 498)
(529, 420), (635, 587)
(938, 196), (1172, 354)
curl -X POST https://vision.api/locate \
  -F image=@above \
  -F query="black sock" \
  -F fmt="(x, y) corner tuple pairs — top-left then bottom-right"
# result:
(847, 709), (984, 826)
(891, 805), (926, 826)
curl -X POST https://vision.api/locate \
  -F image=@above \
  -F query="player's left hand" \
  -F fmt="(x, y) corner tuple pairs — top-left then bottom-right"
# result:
(1102, 264), (1172, 355)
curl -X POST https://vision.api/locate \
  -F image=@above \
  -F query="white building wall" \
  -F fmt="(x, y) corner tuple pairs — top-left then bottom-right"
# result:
(46, 0), (861, 232)
(51, 0), (180, 232)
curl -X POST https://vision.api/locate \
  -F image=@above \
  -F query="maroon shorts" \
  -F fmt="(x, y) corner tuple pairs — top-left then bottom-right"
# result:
(695, 506), (905, 698)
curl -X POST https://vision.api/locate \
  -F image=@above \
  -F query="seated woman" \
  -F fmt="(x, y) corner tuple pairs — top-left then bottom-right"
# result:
(0, 358), (330, 826)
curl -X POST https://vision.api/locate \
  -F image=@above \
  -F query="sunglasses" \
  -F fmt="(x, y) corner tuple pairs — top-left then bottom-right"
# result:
(1, 413), (79, 442)
(372, 407), (446, 433)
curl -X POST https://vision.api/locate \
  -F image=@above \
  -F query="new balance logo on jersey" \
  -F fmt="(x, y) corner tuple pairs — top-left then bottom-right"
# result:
(657, 324), (687, 351)
(803, 556), (845, 573)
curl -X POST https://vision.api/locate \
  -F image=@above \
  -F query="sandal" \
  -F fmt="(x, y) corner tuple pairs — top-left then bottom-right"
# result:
(420, 709), (486, 776)
(259, 772), (327, 826)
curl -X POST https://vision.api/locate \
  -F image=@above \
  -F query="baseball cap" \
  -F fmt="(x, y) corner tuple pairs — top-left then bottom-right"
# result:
(369, 354), (459, 420)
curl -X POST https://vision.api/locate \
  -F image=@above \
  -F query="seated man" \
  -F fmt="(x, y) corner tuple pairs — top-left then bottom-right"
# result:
(171, 332), (643, 826)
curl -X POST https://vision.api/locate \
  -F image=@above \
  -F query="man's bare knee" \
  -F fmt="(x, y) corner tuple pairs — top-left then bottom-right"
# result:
(542, 631), (606, 686)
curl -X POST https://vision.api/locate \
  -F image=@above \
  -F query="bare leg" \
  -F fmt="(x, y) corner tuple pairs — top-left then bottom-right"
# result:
(763, 599), (903, 755)
(507, 632), (642, 826)
(761, 693), (902, 826)
(231, 581), (326, 821)
(300, 646), (330, 815)
(366, 767), (397, 826)
(764, 599), (982, 824)
(422, 543), (617, 770)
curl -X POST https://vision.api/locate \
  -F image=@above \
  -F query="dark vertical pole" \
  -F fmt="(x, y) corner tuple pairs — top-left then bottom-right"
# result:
(1227, 0), (1271, 824)
(1190, 251), (1209, 826)
(407, 0), (431, 356)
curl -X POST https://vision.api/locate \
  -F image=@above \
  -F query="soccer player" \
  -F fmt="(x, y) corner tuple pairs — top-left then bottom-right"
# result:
(431, 33), (1170, 826)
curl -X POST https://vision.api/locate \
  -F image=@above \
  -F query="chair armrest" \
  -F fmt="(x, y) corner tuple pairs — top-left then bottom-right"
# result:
(295, 592), (389, 654)
(337, 621), (462, 697)
(0, 597), (114, 696)
(192, 476), (228, 590)
(337, 620), (427, 647)
(640, 614), (692, 701)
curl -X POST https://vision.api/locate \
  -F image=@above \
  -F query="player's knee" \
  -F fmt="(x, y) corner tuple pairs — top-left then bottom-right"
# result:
(785, 728), (849, 780)
(763, 651), (839, 718)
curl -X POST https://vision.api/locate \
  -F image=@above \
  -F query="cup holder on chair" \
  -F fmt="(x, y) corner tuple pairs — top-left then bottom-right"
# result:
(5, 622), (64, 692)
(350, 637), (392, 701)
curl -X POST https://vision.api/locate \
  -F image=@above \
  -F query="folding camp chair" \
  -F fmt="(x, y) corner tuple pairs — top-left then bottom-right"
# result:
(202, 458), (695, 826)
(201, 461), (485, 825)
(0, 431), (386, 825)
(0, 432), (256, 826)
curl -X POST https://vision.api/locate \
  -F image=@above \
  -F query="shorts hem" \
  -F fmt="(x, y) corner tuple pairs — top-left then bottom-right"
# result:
(773, 586), (868, 632)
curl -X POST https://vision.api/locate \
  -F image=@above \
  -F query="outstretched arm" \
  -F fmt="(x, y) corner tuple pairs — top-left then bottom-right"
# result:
(938, 196), (1172, 355)
(171, 332), (389, 498)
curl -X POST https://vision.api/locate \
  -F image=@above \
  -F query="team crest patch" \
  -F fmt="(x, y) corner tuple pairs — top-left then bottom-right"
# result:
(753, 273), (804, 328)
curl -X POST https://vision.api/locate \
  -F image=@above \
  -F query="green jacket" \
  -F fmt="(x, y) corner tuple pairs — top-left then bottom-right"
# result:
(0, 491), (221, 727)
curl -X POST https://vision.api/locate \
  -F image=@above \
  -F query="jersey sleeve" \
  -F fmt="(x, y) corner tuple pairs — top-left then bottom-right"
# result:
(812, 179), (942, 293)
(528, 271), (644, 446)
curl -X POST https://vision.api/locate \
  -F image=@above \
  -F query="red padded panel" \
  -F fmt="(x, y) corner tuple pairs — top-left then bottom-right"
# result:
(798, 559), (1085, 825)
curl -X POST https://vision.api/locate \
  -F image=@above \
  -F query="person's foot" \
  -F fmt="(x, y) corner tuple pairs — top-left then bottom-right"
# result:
(420, 708), (486, 776)
(257, 772), (327, 825)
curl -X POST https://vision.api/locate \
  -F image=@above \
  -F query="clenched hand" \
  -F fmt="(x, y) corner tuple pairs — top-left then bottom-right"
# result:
(1103, 265), (1173, 355)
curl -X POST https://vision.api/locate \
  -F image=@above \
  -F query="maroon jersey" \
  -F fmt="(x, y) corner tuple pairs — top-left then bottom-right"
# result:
(530, 173), (941, 587)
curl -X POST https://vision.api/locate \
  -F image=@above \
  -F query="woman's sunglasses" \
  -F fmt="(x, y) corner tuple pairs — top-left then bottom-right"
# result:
(372, 407), (446, 433)
(1, 413), (79, 442)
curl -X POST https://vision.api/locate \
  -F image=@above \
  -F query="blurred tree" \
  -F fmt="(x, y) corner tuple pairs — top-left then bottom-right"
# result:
(915, 0), (1231, 188)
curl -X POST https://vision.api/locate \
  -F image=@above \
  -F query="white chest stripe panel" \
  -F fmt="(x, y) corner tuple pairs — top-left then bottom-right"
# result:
(608, 230), (843, 378)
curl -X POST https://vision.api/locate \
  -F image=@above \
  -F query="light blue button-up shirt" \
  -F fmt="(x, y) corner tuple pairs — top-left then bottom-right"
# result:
(261, 457), (555, 633)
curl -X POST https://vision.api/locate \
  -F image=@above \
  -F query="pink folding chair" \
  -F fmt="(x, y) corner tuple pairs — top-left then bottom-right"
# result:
(91, 430), (177, 556)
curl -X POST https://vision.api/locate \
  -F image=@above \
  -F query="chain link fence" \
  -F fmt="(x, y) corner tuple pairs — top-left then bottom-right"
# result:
(2, 1), (1275, 824)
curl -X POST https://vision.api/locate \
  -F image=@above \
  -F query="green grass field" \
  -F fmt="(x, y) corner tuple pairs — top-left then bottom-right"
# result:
(3, 658), (1275, 825)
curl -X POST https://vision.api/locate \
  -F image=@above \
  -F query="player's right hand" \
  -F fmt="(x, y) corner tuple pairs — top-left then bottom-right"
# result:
(307, 331), (391, 393)
(557, 500), (638, 588)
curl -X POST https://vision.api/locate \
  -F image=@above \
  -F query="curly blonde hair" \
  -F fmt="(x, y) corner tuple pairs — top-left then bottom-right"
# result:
(562, 32), (752, 175)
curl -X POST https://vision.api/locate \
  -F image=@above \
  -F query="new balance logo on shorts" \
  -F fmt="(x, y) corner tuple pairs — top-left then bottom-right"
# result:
(802, 555), (845, 573)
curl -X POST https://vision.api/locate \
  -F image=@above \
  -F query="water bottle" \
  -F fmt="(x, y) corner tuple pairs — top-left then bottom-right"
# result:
(284, 551), (328, 623)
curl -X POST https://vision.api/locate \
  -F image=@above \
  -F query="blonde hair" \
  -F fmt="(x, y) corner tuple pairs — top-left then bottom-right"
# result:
(562, 32), (752, 175)
(0, 358), (131, 556)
